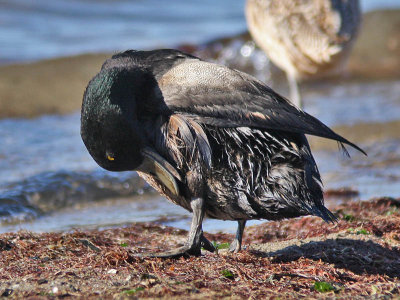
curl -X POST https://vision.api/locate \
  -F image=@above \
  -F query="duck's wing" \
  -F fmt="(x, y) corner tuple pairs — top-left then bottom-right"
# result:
(156, 59), (365, 155)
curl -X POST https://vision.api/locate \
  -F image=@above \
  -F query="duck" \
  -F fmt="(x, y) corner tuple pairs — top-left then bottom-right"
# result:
(81, 49), (365, 258)
(245, 0), (361, 107)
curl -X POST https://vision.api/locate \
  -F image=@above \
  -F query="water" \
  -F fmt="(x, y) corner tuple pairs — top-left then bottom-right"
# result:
(0, 0), (245, 64)
(0, 0), (399, 64)
(304, 81), (400, 127)
(1, 77), (400, 233)
(1, 0), (400, 233)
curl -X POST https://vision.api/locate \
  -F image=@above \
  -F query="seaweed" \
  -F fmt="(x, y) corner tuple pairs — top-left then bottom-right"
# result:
(0, 197), (399, 299)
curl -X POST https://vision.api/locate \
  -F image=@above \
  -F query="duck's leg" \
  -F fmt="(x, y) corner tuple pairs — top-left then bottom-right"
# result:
(229, 220), (246, 253)
(287, 72), (302, 109)
(135, 197), (210, 258)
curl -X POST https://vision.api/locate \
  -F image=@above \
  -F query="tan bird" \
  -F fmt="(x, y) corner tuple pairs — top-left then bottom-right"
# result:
(245, 0), (361, 107)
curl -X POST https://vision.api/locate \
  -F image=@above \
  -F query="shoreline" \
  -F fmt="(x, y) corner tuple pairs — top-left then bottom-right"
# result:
(1, 197), (399, 298)
(0, 9), (399, 119)
(1, 9), (400, 297)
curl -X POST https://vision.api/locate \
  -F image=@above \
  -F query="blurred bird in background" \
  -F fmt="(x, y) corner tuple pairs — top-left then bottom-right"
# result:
(246, 0), (361, 108)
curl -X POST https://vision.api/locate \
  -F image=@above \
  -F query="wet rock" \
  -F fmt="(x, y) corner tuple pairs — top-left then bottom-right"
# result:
(0, 171), (150, 226)
(189, 9), (400, 86)
(324, 188), (360, 198)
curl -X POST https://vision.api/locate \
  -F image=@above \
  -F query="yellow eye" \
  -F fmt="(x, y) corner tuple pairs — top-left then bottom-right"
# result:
(107, 155), (115, 161)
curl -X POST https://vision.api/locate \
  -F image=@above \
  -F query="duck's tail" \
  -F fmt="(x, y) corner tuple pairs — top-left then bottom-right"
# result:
(311, 204), (338, 224)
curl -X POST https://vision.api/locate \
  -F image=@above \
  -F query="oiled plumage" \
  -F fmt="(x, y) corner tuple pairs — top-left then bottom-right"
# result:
(81, 50), (365, 255)
(95, 49), (362, 222)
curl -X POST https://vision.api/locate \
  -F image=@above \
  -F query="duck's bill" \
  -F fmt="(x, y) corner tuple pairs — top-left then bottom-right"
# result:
(137, 147), (181, 196)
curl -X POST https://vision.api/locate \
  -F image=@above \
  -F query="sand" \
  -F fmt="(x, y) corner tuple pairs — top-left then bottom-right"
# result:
(0, 9), (399, 120)
(0, 53), (109, 119)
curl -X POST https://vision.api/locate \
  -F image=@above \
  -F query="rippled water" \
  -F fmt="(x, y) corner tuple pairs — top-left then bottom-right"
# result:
(1, 76), (400, 233)
(1, 0), (399, 64)
(1, 0), (400, 233)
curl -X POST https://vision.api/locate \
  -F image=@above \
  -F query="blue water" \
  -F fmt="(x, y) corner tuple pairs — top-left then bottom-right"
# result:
(0, 0), (399, 64)
(0, 0), (245, 63)
(1, 77), (400, 233)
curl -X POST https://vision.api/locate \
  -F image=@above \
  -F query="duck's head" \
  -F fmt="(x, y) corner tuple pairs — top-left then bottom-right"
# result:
(81, 66), (146, 172)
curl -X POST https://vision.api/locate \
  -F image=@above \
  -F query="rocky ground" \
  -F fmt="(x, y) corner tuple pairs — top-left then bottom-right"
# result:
(1, 197), (399, 299)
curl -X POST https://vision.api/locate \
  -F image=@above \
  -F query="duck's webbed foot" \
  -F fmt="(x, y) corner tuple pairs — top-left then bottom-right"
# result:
(201, 234), (216, 253)
(229, 220), (246, 253)
(134, 197), (213, 258)
(135, 244), (199, 258)
(134, 233), (215, 258)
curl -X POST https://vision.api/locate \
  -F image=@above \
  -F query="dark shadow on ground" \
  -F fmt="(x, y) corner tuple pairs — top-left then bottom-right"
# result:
(251, 238), (400, 278)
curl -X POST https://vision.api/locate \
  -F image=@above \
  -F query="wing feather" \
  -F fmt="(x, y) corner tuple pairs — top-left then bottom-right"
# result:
(156, 60), (365, 155)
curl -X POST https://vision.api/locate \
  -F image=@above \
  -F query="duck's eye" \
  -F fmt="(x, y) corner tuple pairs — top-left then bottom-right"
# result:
(107, 155), (115, 161)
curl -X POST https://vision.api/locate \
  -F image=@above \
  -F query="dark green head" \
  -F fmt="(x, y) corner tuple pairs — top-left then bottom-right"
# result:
(81, 66), (145, 171)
